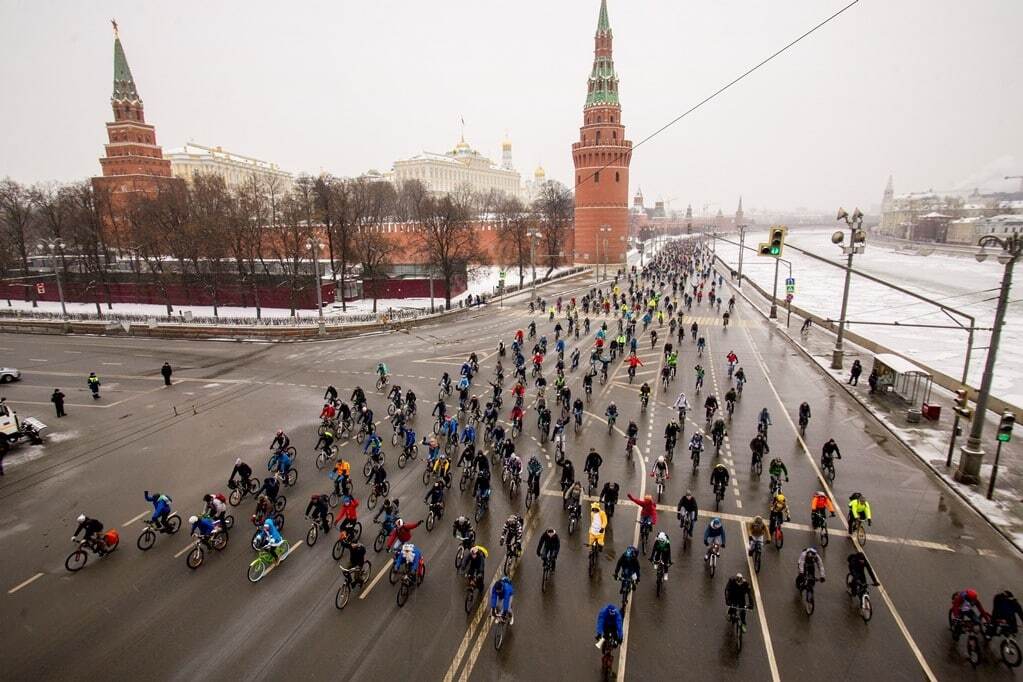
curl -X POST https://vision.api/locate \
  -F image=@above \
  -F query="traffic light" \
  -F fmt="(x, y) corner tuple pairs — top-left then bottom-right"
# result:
(768, 226), (787, 256)
(997, 411), (1015, 443)
(758, 243), (773, 256)
(953, 389), (973, 418)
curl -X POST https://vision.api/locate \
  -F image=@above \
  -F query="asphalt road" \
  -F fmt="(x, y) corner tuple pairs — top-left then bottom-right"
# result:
(1, 269), (1019, 681)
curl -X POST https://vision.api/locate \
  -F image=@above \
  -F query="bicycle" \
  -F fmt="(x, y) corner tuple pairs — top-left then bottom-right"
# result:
(606, 416), (616, 435)
(458, 466), (474, 493)
(425, 502), (444, 531)
(250, 512), (285, 550)
(331, 522), (363, 560)
(335, 562), (372, 610)
(315, 444), (339, 471)
(728, 607), (752, 653)
(771, 513), (785, 550)
(750, 452), (763, 477)
(375, 374), (389, 391)
(713, 482), (726, 511)
(390, 560), (425, 607)
(811, 510), (829, 547)
(639, 518), (652, 555)
(137, 513), (182, 551)
(850, 516), (868, 545)
(706, 541), (721, 577)
(228, 477), (261, 506)
(372, 521), (390, 553)
(541, 554), (557, 593)
(247, 539), (290, 582)
(654, 559), (668, 597)
(567, 502), (581, 535)
(846, 573), (874, 623)
(618, 572), (637, 609)
(690, 446), (702, 473)
(750, 538), (763, 574)
(185, 524), (229, 569)
(502, 540), (521, 576)
(266, 446), (298, 471)
(397, 443), (419, 469)
(822, 457), (837, 483)
(680, 514), (694, 551)
(367, 480), (391, 510)
(474, 491), (490, 522)
(305, 512), (335, 547)
(625, 437), (636, 461)
(654, 473), (666, 502)
(599, 637), (620, 682)
(587, 542), (602, 578)
(453, 532), (476, 571)
(65, 534), (119, 572)
(493, 607), (512, 651)
(798, 415), (809, 437)
(798, 573), (818, 615)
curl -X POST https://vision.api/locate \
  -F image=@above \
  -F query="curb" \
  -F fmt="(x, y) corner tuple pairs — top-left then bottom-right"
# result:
(720, 267), (1023, 556)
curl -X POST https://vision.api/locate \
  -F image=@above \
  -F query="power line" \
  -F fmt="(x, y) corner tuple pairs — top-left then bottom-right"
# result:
(575, 0), (862, 190)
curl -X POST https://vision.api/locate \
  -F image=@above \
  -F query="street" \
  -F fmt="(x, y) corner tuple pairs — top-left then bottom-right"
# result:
(1, 270), (1019, 681)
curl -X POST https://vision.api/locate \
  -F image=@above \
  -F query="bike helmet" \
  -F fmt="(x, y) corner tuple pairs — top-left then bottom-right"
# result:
(710, 518), (722, 529)
(276, 429), (283, 436)
(402, 544), (415, 560)
(656, 531), (668, 543)
(775, 493), (786, 504)
(77, 513), (86, 523)
(189, 515), (198, 524)
(657, 455), (666, 465)
(735, 573), (745, 582)
(470, 547), (480, 557)
(624, 545), (637, 558)
(396, 519), (405, 528)
(591, 503), (601, 513)
(964, 589), (979, 601)
(235, 457), (242, 466)
(545, 528), (557, 536)
(753, 515), (764, 525)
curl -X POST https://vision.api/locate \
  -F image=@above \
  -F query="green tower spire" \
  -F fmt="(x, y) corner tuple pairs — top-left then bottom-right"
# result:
(111, 22), (141, 103)
(585, 1), (619, 107)
(597, 0), (611, 35)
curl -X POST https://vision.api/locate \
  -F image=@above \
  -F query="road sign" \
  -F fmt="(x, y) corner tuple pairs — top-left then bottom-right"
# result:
(36, 283), (45, 294)
(498, 270), (506, 282)
(785, 277), (795, 286)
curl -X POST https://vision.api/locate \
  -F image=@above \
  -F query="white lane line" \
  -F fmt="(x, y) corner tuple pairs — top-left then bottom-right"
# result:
(101, 362), (123, 366)
(173, 542), (195, 558)
(742, 521), (781, 682)
(359, 558), (393, 599)
(122, 510), (148, 527)
(63, 350), (82, 354)
(8, 572), (45, 595)
(28, 358), (48, 362)
(740, 324), (939, 682)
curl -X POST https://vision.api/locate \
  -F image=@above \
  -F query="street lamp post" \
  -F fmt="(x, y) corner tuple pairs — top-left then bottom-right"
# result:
(955, 233), (1022, 484)
(736, 224), (747, 287)
(831, 207), (864, 370)
(528, 230), (541, 301)
(37, 238), (68, 318)
(305, 238), (325, 327)
(598, 224), (611, 282)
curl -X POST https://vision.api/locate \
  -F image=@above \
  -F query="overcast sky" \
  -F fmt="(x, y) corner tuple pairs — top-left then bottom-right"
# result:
(1, 0), (1021, 212)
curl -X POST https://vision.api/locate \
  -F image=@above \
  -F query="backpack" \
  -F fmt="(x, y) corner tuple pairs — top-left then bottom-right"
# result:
(214, 493), (227, 504)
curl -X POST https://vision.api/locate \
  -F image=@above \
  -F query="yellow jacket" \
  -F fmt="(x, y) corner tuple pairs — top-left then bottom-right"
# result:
(588, 508), (608, 546)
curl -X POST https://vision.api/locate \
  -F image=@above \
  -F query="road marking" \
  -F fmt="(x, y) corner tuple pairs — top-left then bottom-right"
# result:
(173, 542), (195, 558)
(63, 350), (82, 354)
(740, 323), (939, 682)
(8, 572), (44, 595)
(102, 362), (123, 366)
(742, 521), (781, 682)
(28, 358), (48, 362)
(122, 510), (148, 527)
(359, 558), (393, 599)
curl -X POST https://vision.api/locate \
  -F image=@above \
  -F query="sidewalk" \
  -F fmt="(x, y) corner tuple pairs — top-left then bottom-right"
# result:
(724, 271), (1023, 553)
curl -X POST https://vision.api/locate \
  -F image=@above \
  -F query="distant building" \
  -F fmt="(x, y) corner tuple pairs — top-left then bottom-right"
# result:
(947, 214), (1023, 244)
(166, 143), (293, 191)
(391, 135), (525, 199)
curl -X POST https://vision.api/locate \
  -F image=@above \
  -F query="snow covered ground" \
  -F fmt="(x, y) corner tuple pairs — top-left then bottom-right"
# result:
(0, 264), (580, 322)
(714, 228), (1022, 407)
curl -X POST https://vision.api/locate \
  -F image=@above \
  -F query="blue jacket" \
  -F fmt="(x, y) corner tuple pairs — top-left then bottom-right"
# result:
(490, 579), (515, 610)
(261, 518), (283, 544)
(596, 605), (623, 640)
(363, 435), (382, 454)
(145, 492), (172, 516)
(192, 517), (216, 536)
(704, 524), (726, 546)
(461, 426), (476, 444)
(404, 430), (417, 448)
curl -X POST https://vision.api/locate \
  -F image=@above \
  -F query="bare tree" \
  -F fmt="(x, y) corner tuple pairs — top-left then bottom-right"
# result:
(533, 180), (574, 276)
(189, 173), (231, 316)
(495, 194), (531, 288)
(66, 181), (113, 315)
(0, 179), (39, 305)
(413, 189), (479, 310)
(354, 180), (396, 313)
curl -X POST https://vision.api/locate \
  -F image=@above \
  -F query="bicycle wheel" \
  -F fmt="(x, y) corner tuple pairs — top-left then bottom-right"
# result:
(735, 617), (744, 653)
(525, 489), (534, 510)
(568, 515), (578, 535)
(316, 452), (328, 470)
(373, 532), (386, 553)
(306, 524), (318, 547)
(335, 583), (352, 610)
(459, 471), (470, 492)
(503, 552), (515, 576)
(137, 528), (156, 551)
(247, 559), (266, 583)
(286, 469), (298, 486)
(494, 620), (506, 651)
(1001, 638), (1021, 668)
(709, 553), (717, 577)
(229, 488), (243, 506)
(820, 524), (829, 548)
(855, 523), (867, 545)
(464, 586), (476, 613)
(967, 632), (981, 667)
(274, 496), (287, 513)
(774, 528), (784, 550)
(398, 453), (408, 469)
(426, 510), (436, 532)
(389, 564), (400, 585)
(455, 546), (465, 571)
(363, 459), (373, 479)
(397, 580), (411, 607)
(860, 594), (873, 623)
(65, 549), (88, 572)
(328, 492), (340, 508)
(542, 565), (552, 593)
(212, 530), (228, 550)
(753, 548), (762, 574)
(804, 587), (815, 615)
(422, 468), (431, 485)
(332, 539), (346, 561)
(474, 503), (485, 523)
(367, 492), (379, 510)
(186, 546), (204, 570)
(655, 568), (663, 597)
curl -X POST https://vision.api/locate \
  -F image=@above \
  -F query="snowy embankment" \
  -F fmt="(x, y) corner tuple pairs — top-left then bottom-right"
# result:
(714, 228), (1022, 407)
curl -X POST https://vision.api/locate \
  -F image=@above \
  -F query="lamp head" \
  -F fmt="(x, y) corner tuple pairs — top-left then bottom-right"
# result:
(975, 246), (989, 263)
(997, 251), (1013, 265)
(836, 208), (849, 222)
(852, 208), (864, 223)
(831, 231), (845, 245)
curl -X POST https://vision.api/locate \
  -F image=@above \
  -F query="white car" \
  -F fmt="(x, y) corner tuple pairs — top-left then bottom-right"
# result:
(0, 367), (21, 383)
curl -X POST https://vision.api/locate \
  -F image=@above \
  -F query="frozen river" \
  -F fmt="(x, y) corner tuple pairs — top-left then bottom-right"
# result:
(713, 228), (1022, 407)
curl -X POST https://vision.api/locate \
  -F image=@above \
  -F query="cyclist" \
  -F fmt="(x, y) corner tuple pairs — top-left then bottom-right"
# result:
(228, 458), (253, 491)
(405, 389), (417, 414)
(387, 518), (425, 553)
(649, 532), (673, 581)
(769, 493), (790, 538)
(143, 490), (173, 531)
(189, 514), (217, 540)
(501, 514), (524, 553)
(255, 517), (285, 566)
(639, 381), (651, 407)
(703, 517), (726, 562)
(667, 349), (678, 377)
(711, 464), (730, 502)
(696, 336), (706, 355)
(725, 574), (754, 631)
(689, 432), (705, 464)
(368, 461), (389, 497)
(526, 456), (542, 498)
(424, 480), (446, 515)
(432, 396), (447, 423)
(798, 402), (811, 430)
(627, 492), (658, 530)
(336, 494), (360, 539)
(588, 502), (608, 551)
(362, 431), (383, 458)
(711, 417), (726, 449)
(452, 514), (474, 545)
(305, 493), (331, 534)
(564, 480), (583, 520)
(270, 429), (290, 452)
(614, 545), (641, 587)
(464, 545), (488, 584)
(768, 457), (789, 492)
(320, 401), (337, 422)
(72, 514), (108, 554)
(992, 591), (1023, 635)
(376, 362), (389, 384)
(677, 491), (698, 538)
(351, 385), (366, 408)
(490, 576), (515, 623)
(536, 528), (561, 570)
(747, 516), (768, 555)
(314, 427), (335, 460)
(951, 589), (989, 627)
(651, 455), (670, 486)
(750, 433), (770, 468)
(821, 438), (842, 471)
(571, 397), (585, 427)
(584, 446), (603, 481)
(694, 364), (705, 392)
(599, 480), (620, 518)
(664, 419), (681, 453)
(847, 551), (880, 592)
(373, 497), (400, 534)
(797, 546), (825, 588)
(324, 385), (338, 404)
(724, 387), (737, 414)
(672, 391), (690, 420)
(473, 469), (492, 510)
(847, 492), (872, 533)
(757, 407), (772, 435)
(704, 394), (719, 421)
(556, 457), (576, 493)
(202, 492), (228, 526)
(810, 491), (836, 529)
(735, 367), (747, 393)
(625, 421), (640, 454)
(393, 542), (423, 579)
(596, 604), (624, 647)
(605, 401), (619, 428)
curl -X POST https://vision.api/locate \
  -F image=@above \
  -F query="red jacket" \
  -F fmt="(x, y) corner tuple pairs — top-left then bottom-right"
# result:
(338, 497), (359, 522)
(628, 356), (643, 368)
(320, 404), (336, 419)
(386, 520), (422, 548)
(627, 494), (657, 523)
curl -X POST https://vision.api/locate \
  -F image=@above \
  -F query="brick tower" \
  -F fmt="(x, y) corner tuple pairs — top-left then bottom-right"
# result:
(92, 22), (179, 237)
(572, 0), (632, 266)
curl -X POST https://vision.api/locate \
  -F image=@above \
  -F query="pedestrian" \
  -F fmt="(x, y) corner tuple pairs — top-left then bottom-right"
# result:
(800, 318), (812, 334)
(161, 362), (173, 386)
(867, 369), (879, 394)
(848, 360), (862, 386)
(87, 372), (101, 400)
(51, 389), (67, 417)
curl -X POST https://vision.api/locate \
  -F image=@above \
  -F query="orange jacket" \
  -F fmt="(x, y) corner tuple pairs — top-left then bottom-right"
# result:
(810, 494), (834, 513)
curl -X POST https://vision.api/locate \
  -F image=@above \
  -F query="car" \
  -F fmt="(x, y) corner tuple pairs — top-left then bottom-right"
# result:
(0, 367), (21, 383)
